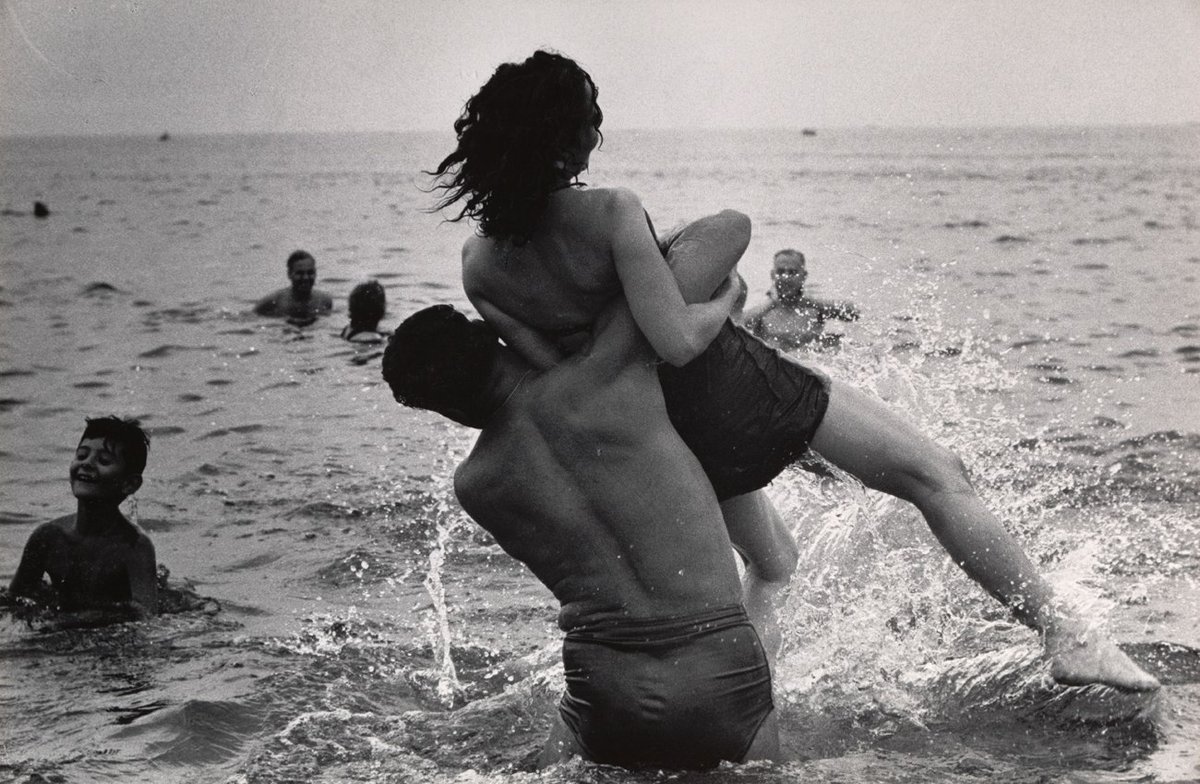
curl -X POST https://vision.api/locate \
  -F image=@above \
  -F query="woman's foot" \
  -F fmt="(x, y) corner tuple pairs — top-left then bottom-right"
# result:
(1046, 625), (1161, 692)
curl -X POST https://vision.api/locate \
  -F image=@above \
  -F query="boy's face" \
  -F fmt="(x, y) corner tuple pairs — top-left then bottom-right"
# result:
(288, 257), (317, 297)
(70, 437), (139, 501)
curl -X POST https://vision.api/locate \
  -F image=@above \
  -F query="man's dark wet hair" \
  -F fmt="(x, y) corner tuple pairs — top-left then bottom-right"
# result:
(381, 305), (501, 428)
(429, 49), (603, 245)
(773, 248), (806, 265)
(80, 415), (150, 478)
(286, 250), (315, 272)
(348, 280), (386, 329)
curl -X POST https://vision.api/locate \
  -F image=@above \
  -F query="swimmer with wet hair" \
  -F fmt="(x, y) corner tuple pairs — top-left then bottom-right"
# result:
(341, 280), (387, 343)
(254, 249), (334, 326)
(6, 416), (159, 627)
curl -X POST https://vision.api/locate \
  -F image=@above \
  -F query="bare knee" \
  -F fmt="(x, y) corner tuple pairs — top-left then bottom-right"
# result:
(677, 210), (750, 253)
(714, 209), (752, 252)
(886, 443), (974, 506)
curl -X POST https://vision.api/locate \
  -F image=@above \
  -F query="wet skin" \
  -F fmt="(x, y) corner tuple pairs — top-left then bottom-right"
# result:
(8, 437), (158, 624)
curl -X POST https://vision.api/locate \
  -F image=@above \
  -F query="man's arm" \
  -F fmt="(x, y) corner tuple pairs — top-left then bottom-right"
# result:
(467, 293), (565, 372)
(816, 298), (859, 322)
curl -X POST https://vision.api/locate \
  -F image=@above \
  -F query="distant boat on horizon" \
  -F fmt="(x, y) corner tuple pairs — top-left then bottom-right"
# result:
(802, 128), (817, 136)
(159, 131), (171, 141)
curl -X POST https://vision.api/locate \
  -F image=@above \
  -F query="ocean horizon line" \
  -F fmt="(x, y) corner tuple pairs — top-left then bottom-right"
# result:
(2, 120), (1198, 143)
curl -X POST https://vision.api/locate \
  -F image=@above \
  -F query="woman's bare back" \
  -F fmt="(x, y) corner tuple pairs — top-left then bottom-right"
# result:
(463, 186), (738, 370)
(462, 187), (624, 335)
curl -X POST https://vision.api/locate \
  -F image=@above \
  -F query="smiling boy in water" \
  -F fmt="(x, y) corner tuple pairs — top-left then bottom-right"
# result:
(6, 416), (158, 626)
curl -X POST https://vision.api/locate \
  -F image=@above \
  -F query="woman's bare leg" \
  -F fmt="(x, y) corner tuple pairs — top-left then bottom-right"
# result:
(721, 490), (797, 664)
(810, 380), (1159, 691)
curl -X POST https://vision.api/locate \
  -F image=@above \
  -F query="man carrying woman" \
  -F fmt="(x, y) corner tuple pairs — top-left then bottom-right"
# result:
(417, 47), (1158, 770)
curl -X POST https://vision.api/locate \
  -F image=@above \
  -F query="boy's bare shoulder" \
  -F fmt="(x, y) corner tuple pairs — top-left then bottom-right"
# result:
(40, 515), (76, 535)
(21, 516), (75, 550)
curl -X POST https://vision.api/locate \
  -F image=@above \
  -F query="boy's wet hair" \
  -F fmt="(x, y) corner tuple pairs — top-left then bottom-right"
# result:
(429, 49), (603, 244)
(286, 249), (315, 272)
(348, 280), (386, 328)
(80, 416), (150, 477)
(381, 305), (499, 428)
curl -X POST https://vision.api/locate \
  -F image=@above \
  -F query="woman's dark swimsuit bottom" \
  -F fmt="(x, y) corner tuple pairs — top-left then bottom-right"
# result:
(659, 319), (831, 501)
(559, 604), (773, 770)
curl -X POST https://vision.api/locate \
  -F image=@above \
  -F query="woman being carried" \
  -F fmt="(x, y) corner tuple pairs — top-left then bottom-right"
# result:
(431, 49), (1157, 694)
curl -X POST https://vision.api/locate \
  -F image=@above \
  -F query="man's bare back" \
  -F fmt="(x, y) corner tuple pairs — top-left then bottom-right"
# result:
(384, 302), (779, 769)
(453, 304), (743, 629)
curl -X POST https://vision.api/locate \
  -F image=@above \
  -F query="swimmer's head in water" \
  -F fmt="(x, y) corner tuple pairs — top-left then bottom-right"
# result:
(430, 49), (603, 244)
(72, 416), (150, 500)
(286, 250), (317, 297)
(382, 305), (500, 429)
(348, 280), (386, 329)
(771, 248), (808, 298)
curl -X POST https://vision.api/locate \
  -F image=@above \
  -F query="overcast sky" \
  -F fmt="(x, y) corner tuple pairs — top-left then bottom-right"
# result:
(2, 0), (1198, 136)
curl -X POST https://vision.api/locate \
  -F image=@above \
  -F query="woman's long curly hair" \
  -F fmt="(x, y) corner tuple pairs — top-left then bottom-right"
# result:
(429, 50), (603, 244)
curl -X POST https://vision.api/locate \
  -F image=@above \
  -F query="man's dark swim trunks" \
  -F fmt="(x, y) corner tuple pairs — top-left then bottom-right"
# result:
(559, 604), (773, 770)
(659, 320), (831, 501)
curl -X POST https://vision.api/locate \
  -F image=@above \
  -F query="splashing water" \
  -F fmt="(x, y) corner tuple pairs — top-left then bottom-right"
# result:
(420, 484), (467, 706)
(759, 261), (1181, 743)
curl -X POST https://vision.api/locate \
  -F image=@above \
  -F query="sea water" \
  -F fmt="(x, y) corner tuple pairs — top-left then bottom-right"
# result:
(0, 126), (1197, 783)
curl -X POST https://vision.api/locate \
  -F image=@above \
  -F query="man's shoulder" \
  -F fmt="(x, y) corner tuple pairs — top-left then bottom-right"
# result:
(254, 289), (288, 313)
(453, 452), (491, 513)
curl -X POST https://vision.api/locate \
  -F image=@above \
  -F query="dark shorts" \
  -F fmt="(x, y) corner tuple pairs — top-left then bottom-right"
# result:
(659, 320), (831, 500)
(559, 604), (773, 770)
